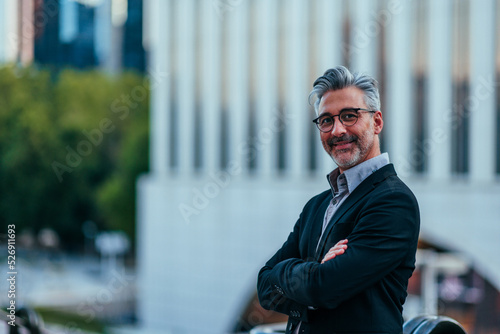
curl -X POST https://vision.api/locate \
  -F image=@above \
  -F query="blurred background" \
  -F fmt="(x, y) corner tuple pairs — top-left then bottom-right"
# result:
(0, 0), (499, 333)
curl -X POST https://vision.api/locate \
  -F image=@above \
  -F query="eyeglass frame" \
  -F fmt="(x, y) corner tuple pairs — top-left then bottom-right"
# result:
(312, 108), (376, 133)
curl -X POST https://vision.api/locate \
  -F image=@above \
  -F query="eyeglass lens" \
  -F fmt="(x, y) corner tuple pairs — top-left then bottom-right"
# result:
(317, 109), (359, 131)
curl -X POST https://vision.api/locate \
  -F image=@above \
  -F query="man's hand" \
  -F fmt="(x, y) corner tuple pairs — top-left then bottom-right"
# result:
(321, 239), (348, 264)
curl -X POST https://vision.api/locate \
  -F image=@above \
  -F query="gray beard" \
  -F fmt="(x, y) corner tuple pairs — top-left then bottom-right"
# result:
(325, 133), (373, 169)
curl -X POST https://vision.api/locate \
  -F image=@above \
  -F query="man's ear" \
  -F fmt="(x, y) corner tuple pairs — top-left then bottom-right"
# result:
(373, 111), (383, 135)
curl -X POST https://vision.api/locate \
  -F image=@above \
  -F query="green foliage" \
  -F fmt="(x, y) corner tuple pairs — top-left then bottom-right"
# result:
(0, 65), (149, 249)
(35, 306), (107, 333)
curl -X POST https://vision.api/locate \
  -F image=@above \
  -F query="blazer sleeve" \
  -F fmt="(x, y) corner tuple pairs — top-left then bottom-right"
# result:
(264, 187), (420, 309)
(257, 212), (309, 321)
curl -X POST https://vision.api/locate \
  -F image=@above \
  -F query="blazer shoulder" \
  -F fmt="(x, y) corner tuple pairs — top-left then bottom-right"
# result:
(371, 163), (397, 184)
(369, 169), (420, 219)
(364, 164), (419, 202)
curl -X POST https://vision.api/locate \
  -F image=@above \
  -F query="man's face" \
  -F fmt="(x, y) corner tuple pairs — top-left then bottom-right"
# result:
(318, 87), (383, 172)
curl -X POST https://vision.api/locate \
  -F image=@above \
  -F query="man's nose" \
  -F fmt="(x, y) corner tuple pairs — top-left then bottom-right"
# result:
(331, 119), (347, 137)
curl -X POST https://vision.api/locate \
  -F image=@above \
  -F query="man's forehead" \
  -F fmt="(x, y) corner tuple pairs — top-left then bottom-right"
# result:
(318, 87), (366, 112)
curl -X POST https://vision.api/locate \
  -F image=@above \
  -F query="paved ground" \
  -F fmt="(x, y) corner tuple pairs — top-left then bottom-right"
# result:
(0, 249), (137, 332)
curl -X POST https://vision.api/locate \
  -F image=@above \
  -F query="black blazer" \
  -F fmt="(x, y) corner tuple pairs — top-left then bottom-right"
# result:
(257, 164), (420, 334)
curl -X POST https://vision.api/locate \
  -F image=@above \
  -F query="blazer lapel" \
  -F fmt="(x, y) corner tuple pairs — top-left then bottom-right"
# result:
(307, 193), (333, 258)
(314, 164), (396, 259)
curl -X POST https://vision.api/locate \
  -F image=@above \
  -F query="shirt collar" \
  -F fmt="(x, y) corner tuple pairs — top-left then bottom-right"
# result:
(327, 152), (390, 195)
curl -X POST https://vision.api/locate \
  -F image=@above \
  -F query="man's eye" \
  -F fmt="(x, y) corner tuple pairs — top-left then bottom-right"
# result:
(341, 112), (357, 120)
(320, 117), (332, 125)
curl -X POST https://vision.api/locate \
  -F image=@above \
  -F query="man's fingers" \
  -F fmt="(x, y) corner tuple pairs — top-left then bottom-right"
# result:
(321, 240), (348, 264)
(321, 249), (344, 263)
(325, 244), (348, 256)
(329, 247), (346, 256)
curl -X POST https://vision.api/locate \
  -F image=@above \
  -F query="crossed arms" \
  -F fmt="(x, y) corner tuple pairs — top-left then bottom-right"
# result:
(257, 189), (419, 313)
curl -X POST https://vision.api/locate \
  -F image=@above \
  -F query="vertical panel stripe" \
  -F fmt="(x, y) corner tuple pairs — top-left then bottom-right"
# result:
(385, 0), (413, 177)
(255, 0), (279, 176)
(201, 0), (222, 172)
(469, 0), (496, 181)
(427, 0), (452, 180)
(226, 0), (249, 174)
(285, 0), (309, 176)
(149, 0), (170, 175)
(350, 0), (378, 76)
(176, 0), (196, 174)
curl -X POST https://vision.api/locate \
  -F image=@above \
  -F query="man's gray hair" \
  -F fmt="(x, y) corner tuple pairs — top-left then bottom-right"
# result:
(309, 66), (381, 114)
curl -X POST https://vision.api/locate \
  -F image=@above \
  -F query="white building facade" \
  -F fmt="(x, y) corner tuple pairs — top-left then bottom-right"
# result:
(0, 0), (22, 64)
(138, 0), (500, 333)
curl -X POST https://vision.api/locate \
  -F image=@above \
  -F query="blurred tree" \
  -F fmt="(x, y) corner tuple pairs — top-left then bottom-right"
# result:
(0, 66), (149, 250)
(95, 72), (150, 241)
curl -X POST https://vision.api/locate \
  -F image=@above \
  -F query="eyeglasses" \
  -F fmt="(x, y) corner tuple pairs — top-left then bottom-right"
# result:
(312, 108), (376, 133)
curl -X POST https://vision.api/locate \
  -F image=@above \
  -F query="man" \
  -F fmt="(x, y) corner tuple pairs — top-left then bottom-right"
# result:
(257, 66), (420, 334)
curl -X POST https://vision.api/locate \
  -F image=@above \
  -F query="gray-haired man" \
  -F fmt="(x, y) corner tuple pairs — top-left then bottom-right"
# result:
(257, 66), (420, 334)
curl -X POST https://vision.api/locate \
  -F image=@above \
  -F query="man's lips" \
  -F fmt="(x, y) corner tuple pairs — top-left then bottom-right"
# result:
(326, 135), (358, 151)
(333, 140), (355, 150)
